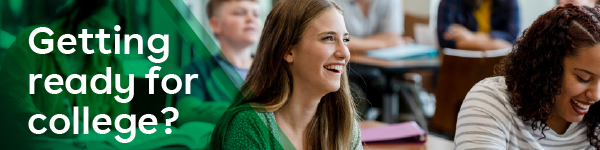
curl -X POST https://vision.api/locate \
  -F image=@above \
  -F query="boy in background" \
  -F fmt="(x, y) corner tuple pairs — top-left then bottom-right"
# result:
(175, 0), (260, 147)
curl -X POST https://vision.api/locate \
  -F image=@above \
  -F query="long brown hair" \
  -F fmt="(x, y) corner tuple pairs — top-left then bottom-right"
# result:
(211, 0), (358, 149)
(246, 0), (357, 149)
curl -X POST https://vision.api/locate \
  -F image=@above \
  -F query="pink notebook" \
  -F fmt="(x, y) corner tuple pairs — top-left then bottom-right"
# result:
(360, 121), (427, 143)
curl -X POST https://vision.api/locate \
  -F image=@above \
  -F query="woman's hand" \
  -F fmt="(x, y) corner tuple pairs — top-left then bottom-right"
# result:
(444, 24), (512, 50)
(368, 33), (414, 48)
(444, 24), (474, 41)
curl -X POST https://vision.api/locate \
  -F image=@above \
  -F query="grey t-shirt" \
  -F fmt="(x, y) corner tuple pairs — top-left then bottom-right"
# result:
(334, 0), (404, 38)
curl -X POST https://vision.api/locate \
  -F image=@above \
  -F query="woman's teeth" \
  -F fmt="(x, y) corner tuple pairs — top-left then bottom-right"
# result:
(572, 99), (591, 109)
(324, 65), (343, 71)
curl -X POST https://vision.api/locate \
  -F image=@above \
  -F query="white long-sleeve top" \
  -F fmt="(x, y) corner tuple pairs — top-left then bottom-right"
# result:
(455, 76), (595, 150)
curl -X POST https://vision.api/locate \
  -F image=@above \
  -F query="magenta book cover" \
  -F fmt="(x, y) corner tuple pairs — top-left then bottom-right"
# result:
(361, 121), (427, 143)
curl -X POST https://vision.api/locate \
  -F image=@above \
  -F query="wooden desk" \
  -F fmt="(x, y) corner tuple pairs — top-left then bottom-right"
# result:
(360, 121), (454, 150)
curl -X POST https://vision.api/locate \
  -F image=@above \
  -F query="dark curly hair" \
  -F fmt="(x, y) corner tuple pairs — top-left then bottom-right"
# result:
(497, 4), (600, 148)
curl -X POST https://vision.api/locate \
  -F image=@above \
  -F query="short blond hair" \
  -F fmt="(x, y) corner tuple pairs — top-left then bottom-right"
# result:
(207, 0), (258, 18)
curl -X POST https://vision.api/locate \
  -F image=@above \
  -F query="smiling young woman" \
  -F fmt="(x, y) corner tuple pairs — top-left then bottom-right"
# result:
(209, 0), (361, 149)
(454, 4), (600, 149)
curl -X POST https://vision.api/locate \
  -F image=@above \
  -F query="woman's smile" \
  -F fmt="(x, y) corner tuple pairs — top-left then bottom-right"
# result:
(570, 99), (595, 115)
(323, 61), (345, 74)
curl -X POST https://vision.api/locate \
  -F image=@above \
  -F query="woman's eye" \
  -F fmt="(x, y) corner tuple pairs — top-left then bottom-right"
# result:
(343, 38), (350, 42)
(322, 36), (333, 41)
(576, 75), (591, 83)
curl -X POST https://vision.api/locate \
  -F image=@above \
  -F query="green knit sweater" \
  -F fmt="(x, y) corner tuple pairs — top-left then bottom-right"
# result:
(219, 109), (363, 150)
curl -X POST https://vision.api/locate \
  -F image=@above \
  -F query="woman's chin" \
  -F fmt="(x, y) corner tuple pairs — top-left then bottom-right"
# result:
(565, 115), (585, 123)
(323, 83), (341, 93)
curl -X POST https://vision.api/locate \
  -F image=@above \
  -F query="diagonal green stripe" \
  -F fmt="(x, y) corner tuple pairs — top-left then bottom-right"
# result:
(157, 0), (240, 100)
(156, 0), (294, 149)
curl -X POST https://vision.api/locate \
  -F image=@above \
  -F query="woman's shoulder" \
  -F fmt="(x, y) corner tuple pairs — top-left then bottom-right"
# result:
(461, 76), (516, 120)
(476, 76), (507, 87)
(466, 76), (512, 105)
(470, 76), (511, 100)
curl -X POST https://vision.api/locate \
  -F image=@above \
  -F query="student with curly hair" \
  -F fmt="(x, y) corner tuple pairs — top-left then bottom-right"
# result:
(455, 4), (600, 149)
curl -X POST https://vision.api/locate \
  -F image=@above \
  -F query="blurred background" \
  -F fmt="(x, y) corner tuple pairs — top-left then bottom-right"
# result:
(1, 0), (596, 149)
(0, 0), (566, 68)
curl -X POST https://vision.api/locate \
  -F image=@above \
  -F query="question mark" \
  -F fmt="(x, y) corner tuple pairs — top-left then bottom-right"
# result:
(161, 107), (179, 134)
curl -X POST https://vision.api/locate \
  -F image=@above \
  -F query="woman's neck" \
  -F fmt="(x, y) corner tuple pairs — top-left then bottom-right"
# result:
(274, 82), (324, 149)
(219, 40), (253, 69)
(275, 90), (322, 133)
(546, 109), (572, 135)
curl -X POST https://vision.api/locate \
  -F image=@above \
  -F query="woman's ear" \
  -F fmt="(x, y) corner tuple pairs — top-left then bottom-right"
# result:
(284, 47), (295, 63)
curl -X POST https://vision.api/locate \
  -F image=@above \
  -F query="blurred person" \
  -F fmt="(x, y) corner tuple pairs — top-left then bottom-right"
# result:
(437, 0), (520, 50)
(334, 0), (411, 52)
(335, 0), (410, 120)
(559, 0), (597, 7)
(455, 4), (599, 149)
(174, 0), (261, 147)
(1, 0), (65, 70)
(210, 0), (361, 149)
(0, 0), (128, 143)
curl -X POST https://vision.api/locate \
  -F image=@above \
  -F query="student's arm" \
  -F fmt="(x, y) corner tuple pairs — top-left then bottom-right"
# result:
(446, 25), (512, 50)
(347, 35), (391, 52)
(435, 0), (511, 50)
(347, 33), (410, 52)
(454, 85), (508, 149)
(455, 32), (512, 50)
(447, 0), (519, 51)
(0, 27), (74, 138)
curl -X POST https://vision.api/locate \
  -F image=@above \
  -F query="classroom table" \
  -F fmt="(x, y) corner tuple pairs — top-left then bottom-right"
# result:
(360, 121), (454, 150)
(350, 54), (440, 70)
(349, 53), (440, 125)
